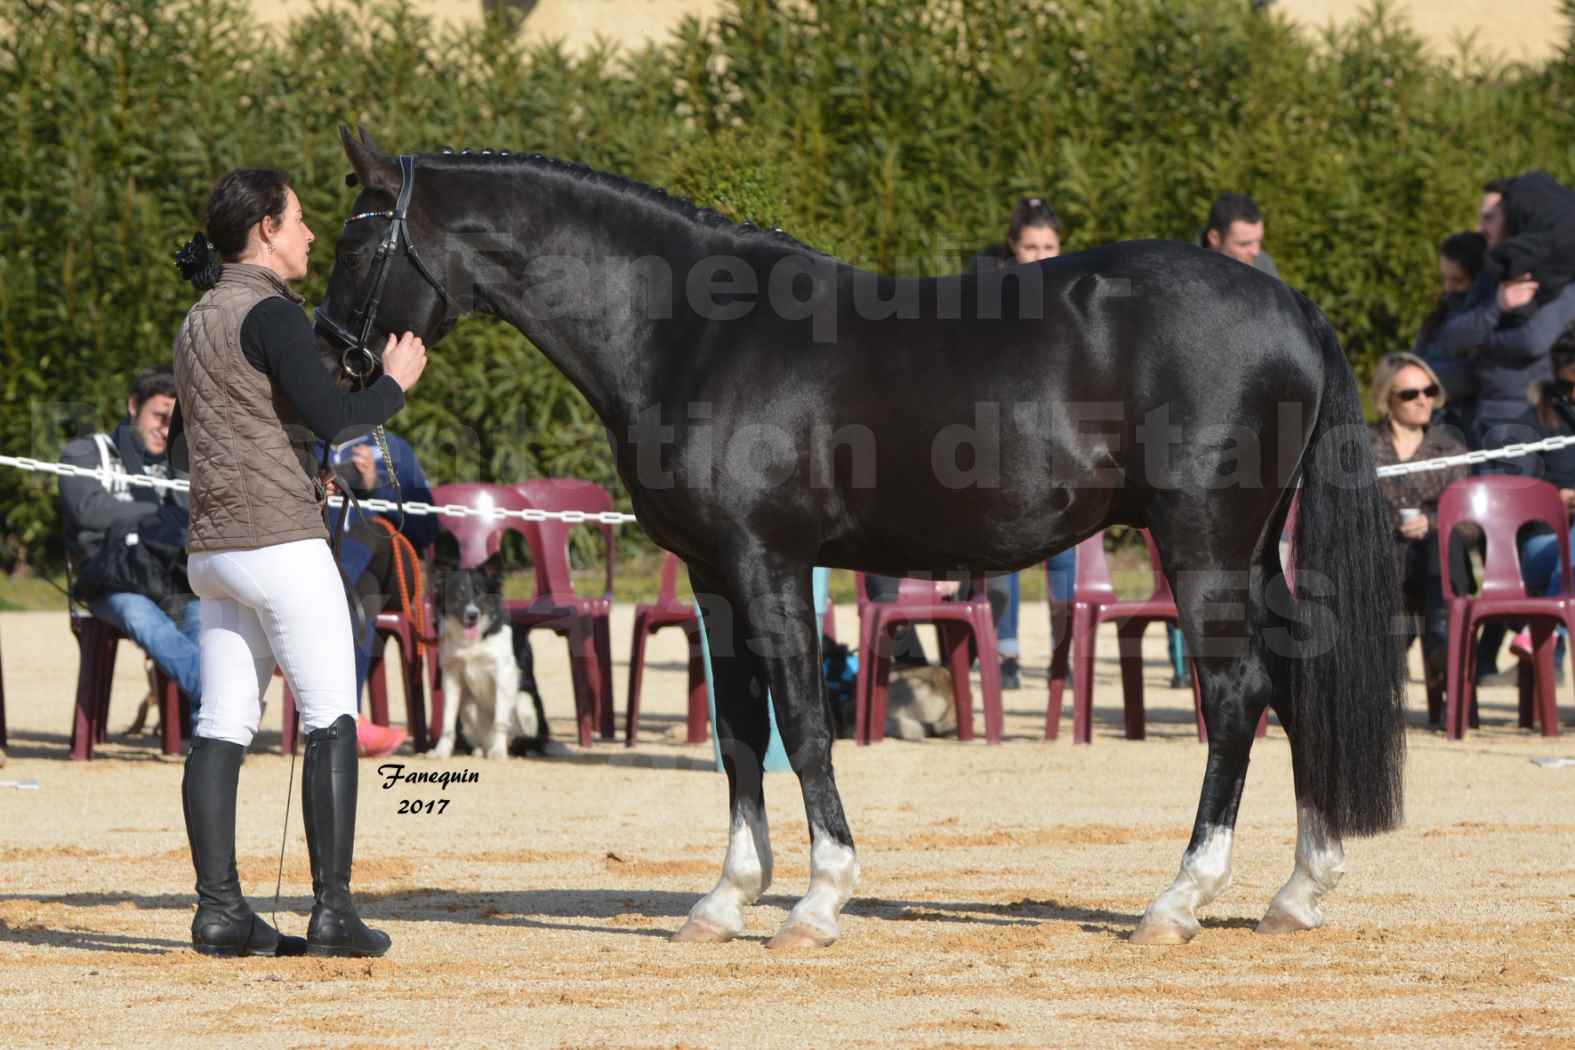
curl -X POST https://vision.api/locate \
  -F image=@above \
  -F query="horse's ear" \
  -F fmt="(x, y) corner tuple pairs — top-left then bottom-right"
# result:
(338, 124), (397, 195)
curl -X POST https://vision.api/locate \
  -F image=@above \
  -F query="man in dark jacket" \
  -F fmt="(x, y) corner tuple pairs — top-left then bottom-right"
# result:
(1200, 192), (1281, 280)
(1490, 171), (1575, 304)
(59, 365), (201, 706)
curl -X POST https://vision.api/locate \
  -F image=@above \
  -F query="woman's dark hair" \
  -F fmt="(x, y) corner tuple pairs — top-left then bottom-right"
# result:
(1440, 230), (1487, 279)
(1007, 196), (1061, 244)
(1419, 230), (1490, 340)
(174, 168), (292, 291)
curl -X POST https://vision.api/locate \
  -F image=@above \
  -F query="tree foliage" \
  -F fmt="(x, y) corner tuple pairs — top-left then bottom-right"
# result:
(2, 0), (1573, 570)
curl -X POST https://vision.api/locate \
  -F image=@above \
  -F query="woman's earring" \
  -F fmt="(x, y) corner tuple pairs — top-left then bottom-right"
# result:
(266, 244), (274, 254)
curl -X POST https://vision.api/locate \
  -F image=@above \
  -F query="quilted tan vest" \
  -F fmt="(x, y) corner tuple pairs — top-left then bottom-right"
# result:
(172, 263), (330, 553)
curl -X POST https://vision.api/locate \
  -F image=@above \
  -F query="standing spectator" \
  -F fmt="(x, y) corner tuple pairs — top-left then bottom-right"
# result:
(1479, 178), (1510, 248)
(1414, 231), (1489, 437)
(60, 365), (201, 724)
(1200, 192), (1280, 279)
(1367, 353), (1469, 722)
(967, 195), (1075, 688)
(1487, 171), (1575, 305)
(1433, 256), (1575, 450)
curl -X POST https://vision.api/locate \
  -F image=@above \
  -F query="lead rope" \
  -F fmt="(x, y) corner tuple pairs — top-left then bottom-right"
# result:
(271, 393), (405, 934)
(272, 741), (297, 937)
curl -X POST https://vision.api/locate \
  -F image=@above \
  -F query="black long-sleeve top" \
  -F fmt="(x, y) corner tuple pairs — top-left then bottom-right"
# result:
(172, 297), (404, 471)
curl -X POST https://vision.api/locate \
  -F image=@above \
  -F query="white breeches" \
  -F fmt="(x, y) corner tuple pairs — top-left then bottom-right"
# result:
(188, 538), (357, 747)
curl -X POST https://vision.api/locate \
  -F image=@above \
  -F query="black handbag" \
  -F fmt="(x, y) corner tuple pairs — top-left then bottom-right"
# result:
(74, 503), (191, 612)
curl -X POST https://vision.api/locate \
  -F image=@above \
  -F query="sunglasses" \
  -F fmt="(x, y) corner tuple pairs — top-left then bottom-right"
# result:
(1392, 384), (1439, 402)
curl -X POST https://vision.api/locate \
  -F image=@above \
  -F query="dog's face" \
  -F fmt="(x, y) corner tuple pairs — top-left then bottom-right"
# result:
(433, 550), (505, 645)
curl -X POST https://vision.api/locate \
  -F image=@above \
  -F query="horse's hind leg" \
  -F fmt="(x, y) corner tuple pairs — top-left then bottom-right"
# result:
(673, 562), (775, 944)
(1256, 700), (1345, 934)
(1133, 551), (1274, 945)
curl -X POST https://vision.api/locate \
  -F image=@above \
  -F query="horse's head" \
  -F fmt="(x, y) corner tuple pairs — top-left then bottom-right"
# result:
(316, 126), (457, 383)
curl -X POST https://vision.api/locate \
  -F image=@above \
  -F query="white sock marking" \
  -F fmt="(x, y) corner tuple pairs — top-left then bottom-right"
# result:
(687, 808), (773, 936)
(1263, 806), (1345, 929)
(1140, 825), (1235, 935)
(782, 824), (860, 939)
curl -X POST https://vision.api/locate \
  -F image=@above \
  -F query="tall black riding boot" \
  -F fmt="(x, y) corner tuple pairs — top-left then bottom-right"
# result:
(182, 737), (307, 957)
(302, 714), (391, 957)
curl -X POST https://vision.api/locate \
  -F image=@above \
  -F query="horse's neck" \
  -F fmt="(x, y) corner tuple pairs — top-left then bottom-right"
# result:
(472, 175), (726, 430)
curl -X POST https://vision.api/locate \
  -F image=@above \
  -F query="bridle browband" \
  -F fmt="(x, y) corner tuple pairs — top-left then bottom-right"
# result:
(314, 153), (451, 383)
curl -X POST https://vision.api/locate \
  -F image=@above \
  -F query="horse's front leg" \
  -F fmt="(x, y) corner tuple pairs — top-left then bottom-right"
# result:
(672, 562), (775, 943)
(734, 558), (858, 950)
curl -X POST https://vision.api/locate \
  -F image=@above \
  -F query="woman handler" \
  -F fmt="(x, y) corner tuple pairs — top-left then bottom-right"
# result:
(171, 168), (426, 957)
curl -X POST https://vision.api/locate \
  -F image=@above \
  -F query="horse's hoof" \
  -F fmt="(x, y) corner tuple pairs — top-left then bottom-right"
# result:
(672, 917), (735, 944)
(1255, 905), (1321, 936)
(764, 922), (836, 950)
(1130, 917), (1198, 945)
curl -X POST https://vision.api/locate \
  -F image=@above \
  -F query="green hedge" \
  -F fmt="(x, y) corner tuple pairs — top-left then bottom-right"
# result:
(2, 0), (1572, 571)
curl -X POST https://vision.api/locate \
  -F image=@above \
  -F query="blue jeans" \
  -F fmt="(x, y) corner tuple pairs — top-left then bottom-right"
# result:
(997, 572), (1021, 659)
(1518, 530), (1567, 665)
(1520, 531), (1562, 598)
(89, 592), (202, 702)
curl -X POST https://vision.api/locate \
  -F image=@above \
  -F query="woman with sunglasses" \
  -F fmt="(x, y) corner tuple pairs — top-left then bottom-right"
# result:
(1368, 353), (1468, 720)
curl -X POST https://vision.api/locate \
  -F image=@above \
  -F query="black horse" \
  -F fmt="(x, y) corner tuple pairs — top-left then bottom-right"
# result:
(319, 128), (1405, 948)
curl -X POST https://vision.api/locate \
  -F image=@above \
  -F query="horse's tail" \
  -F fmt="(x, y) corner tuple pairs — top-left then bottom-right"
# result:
(1284, 299), (1407, 840)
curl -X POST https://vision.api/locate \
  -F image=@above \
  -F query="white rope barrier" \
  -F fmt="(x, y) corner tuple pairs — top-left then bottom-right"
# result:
(1372, 433), (1575, 478)
(8, 431), (1575, 508)
(0, 453), (640, 525)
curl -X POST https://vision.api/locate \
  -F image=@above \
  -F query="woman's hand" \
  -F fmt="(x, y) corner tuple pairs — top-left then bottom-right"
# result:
(1398, 513), (1429, 540)
(318, 466), (338, 505)
(1498, 277), (1539, 313)
(382, 331), (428, 392)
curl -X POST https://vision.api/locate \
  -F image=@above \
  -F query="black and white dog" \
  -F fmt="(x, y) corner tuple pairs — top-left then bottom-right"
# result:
(431, 550), (555, 758)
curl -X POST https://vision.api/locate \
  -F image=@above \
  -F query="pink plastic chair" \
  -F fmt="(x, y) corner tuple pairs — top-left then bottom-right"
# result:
(1438, 476), (1571, 740)
(853, 573), (1003, 745)
(67, 611), (182, 760)
(510, 480), (616, 748)
(279, 611), (429, 754)
(1046, 530), (1260, 745)
(624, 551), (707, 747)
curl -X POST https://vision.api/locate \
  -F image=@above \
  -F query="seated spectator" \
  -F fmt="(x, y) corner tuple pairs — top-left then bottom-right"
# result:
(1368, 353), (1468, 719)
(318, 429), (438, 757)
(1200, 192), (1280, 279)
(1500, 337), (1575, 673)
(60, 365), (201, 726)
(1414, 231), (1488, 435)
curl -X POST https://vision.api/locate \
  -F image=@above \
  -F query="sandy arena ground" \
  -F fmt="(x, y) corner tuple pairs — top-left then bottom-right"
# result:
(2, 603), (1573, 1048)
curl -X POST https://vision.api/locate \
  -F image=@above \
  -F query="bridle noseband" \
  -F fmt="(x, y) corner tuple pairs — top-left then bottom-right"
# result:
(314, 153), (451, 383)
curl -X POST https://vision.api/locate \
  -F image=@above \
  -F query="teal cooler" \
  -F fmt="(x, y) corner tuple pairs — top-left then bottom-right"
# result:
(697, 567), (830, 773)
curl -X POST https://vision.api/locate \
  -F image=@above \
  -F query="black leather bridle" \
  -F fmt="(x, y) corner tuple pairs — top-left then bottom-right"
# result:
(314, 153), (451, 383)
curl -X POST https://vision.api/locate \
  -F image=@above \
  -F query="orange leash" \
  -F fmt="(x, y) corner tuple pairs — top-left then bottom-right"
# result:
(370, 517), (438, 658)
